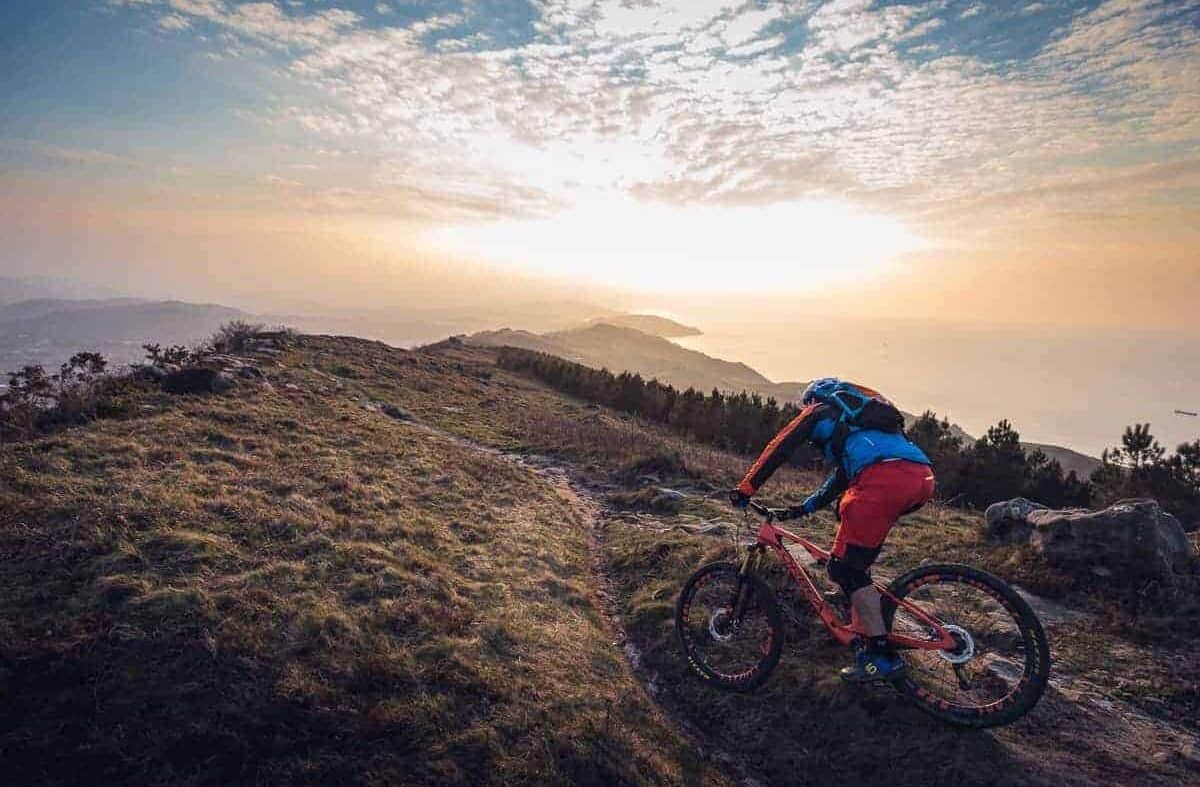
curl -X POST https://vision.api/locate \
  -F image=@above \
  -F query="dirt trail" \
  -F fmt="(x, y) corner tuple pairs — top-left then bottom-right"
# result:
(400, 416), (767, 785)
(399, 413), (1200, 786)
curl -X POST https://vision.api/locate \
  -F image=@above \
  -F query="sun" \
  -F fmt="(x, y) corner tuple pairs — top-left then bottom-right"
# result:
(422, 193), (924, 293)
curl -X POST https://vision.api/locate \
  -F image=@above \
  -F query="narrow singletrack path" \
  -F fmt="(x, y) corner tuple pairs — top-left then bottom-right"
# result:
(395, 411), (1200, 786)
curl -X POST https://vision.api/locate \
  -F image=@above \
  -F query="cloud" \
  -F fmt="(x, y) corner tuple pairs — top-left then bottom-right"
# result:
(119, 0), (361, 47)
(108, 0), (1200, 231)
(157, 13), (191, 30)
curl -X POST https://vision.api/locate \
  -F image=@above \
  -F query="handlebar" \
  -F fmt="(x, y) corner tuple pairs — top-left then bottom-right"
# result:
(746, 500), (801, 522)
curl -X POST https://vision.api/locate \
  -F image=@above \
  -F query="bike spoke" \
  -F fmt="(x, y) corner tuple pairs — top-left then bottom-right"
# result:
(890, 577), (1031, 713)
(678, 567), (778, 686)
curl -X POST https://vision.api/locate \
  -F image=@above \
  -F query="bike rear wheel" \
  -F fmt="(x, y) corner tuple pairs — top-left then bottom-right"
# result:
(675, 562), (783, 692)
(883, 563), (1050, 728)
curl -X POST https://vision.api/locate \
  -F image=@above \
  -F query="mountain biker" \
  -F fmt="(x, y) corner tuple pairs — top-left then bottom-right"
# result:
(728, 378), (935, 682)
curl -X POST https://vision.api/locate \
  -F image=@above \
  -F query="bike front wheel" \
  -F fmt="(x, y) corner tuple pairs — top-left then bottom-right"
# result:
(884, 563), (1051, 728)
(675, 561), (783, 692)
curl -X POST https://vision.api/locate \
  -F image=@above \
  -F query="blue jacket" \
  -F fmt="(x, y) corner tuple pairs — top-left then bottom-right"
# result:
(736, 402), (931, 513)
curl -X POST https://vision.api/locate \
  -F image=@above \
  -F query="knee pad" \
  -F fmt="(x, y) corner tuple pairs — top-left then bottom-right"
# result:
(827, 556), (871, 595)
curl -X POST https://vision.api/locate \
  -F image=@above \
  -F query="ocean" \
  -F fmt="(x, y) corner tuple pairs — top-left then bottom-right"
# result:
(674, 317), (1200, 458)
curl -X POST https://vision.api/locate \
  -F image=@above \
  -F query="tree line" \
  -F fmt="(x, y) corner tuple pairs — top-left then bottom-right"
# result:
(497, 347), (1200, 526)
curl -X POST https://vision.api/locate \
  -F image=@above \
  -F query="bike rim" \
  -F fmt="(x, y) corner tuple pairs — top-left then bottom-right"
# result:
(890, 576), (1039, 716)
(680, 570), (775, 682)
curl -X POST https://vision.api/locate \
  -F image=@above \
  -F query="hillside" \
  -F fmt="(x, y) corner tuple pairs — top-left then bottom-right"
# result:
(0, 298), (250, 372)
(1024, 442), (1104, 479)
(468, 324), (980, 446)
(0, 336), (722, 786)
(469, 323), (783, 396)
(2, 333), (1196, 786)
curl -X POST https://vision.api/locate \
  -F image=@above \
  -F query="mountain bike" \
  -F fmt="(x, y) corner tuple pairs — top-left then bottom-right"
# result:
(675, 501), (1050, 728)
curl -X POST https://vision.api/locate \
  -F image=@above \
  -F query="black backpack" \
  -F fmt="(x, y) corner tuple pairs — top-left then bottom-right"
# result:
(805, 379), (905, 454)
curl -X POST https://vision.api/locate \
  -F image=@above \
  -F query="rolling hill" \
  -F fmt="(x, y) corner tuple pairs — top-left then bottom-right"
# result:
(469, 323), (792, 398)
(1024, 442), (1104, 479)
(1, 333), (1193, 786)
(0, 295), (1101, 480)
(470, 323), (1102, 472)
(467, 322), (980, 444)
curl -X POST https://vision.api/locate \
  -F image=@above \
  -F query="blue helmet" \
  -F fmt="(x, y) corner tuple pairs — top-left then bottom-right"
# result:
(801, 377), (840, 406)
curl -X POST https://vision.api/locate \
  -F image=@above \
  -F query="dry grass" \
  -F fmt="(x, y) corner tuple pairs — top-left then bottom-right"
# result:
(303, 336), (1200, 739)
(0, 337), (726, 787)
(3, 334), (1196, 787)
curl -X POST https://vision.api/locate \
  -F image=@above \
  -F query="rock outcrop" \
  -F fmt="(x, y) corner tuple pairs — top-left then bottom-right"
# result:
(985, 497), (1195, 583)
(984, 497), (1048, 543)
(161, 367), (235, 395)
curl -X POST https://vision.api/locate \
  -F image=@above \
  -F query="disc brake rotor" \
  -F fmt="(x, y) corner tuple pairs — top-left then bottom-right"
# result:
(708, 609), (734, 643)
(937, 623), (976, 665)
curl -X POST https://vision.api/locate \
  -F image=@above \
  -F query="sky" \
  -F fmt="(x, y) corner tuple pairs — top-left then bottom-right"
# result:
(1, 0), (1197, 318)
(1, 2), (1198, 450)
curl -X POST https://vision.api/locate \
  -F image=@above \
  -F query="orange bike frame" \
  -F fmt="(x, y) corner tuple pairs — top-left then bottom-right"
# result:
(753, 518), (957, 651)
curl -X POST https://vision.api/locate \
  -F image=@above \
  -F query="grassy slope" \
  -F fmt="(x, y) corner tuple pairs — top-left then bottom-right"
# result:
(305, 338), (1200, 785)
(469, 324), (774, 395)
(2, 335), (1196, 786)
(369, 340), (1199, 785)
(0, 337), (724, 787)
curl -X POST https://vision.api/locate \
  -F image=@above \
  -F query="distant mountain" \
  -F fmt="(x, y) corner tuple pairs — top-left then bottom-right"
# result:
(1023, 442), (1103, 479)
(472, 323), (779, 395)
(0, 276), (123, 305)
(0, 298), (250, 373)
(583, 314), (701, 338)
(0, 297), (150, 321)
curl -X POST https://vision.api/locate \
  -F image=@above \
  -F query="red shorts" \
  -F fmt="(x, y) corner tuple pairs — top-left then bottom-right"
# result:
(832, 460), (935, 559)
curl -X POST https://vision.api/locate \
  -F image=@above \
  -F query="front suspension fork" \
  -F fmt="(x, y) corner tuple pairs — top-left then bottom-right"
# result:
(731, 545), (766, 623)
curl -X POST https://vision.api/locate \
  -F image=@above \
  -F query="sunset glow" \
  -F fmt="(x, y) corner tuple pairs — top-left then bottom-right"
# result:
(425, 196), (924, 292)
(1, 0), (1195, 321)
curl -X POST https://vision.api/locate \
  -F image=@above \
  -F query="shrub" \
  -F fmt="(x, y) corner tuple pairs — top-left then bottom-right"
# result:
(1, 353), (138, 442)
(0, 365), (54, 440)
(210, 320), (267, 353)
(143, 343), (197, 368)
(54, 352), (110, 423)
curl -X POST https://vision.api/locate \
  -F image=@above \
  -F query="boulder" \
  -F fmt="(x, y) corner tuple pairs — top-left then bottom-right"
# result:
(984, 497), (1048, 544)
(986, 497), (1195, 583)
(1027, 499), (1193, 581)
(162, 367), (235, 395)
